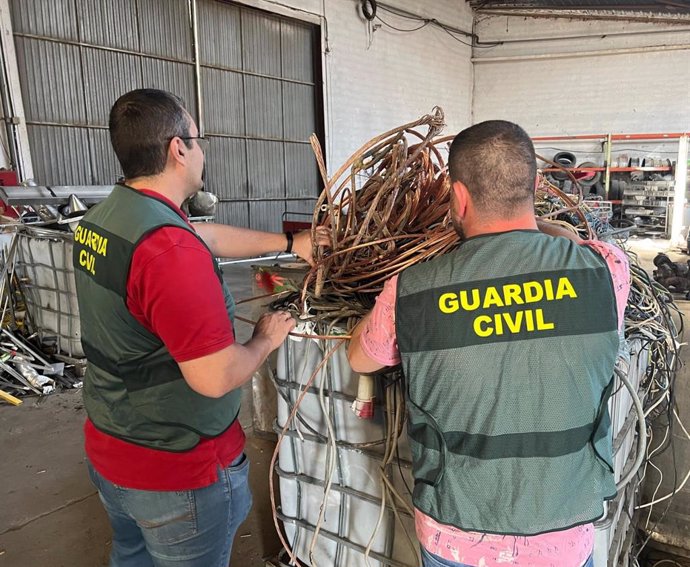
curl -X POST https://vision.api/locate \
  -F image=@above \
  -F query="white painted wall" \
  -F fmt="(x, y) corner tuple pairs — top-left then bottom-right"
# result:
(321, 1), (473, 170)
(472, 15), (690, 136)
(236, 0), (474, 173)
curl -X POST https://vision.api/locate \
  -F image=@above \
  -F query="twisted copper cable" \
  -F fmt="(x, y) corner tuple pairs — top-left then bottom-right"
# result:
(298, 112), (596, 322)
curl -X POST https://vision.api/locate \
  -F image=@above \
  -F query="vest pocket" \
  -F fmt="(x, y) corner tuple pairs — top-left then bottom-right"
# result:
(408, 402), (446, 487)
(589, 376), (615, 473)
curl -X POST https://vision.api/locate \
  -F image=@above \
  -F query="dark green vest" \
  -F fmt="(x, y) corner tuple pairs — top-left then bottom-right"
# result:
(396, 230), (620, 535)
(73, 184), (241, 452)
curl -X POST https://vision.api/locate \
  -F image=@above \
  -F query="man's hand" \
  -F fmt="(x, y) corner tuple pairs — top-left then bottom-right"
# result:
(536, 218), (584, 243)
(180, 310), (295, 398)
(292, 226), (331, 266)
(252, 310), (296, 352)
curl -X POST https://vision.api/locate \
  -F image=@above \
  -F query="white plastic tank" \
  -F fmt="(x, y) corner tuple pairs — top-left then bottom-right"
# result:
(276, 335), (648, 567)
(275, 335), (418, 567)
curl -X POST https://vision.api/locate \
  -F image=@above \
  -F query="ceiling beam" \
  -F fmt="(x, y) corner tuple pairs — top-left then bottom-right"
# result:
(476, 9), (690, 24)
(473, 1), (690, 12)
(658, 0), (690, 9)
(477, 3), (683, 10)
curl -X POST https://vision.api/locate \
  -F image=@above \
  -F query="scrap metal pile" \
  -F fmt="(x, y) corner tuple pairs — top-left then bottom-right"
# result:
(266, 110), (685, 566)
(0, 228), (84, 405)
(652, 253), (690, 297)
(0, 192), (109, 406)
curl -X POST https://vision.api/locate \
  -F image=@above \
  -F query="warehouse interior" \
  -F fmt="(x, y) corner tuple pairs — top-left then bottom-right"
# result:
(0, 1), (689, 566)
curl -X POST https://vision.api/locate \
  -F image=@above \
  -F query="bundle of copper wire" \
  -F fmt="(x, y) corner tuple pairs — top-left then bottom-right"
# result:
(302, 108), (459, 309)
(297, 111), (597, 322)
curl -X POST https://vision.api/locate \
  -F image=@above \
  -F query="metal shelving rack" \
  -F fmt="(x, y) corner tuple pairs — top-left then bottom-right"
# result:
(533, 132), (689, 238)
(620, 181), (675, 237)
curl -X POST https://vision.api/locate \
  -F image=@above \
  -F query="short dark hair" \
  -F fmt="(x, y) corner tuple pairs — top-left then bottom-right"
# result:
(109, 89), (192, 179)
(448, 120), (537, 216)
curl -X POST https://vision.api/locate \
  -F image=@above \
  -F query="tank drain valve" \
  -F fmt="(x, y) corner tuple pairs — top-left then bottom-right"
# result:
(352, 373), (375, 419)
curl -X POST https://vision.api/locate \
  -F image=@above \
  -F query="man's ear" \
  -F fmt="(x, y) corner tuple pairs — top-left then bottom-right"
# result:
(452, 180), (470, 219)
(168, 137), (186, 167)
(534, 175), (540, 193)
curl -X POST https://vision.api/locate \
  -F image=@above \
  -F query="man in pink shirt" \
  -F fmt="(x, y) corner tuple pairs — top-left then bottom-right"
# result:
(348, 121), (630, 567)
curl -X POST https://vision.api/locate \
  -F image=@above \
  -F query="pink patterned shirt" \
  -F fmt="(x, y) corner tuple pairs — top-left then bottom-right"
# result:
(359, 239), (630, 567)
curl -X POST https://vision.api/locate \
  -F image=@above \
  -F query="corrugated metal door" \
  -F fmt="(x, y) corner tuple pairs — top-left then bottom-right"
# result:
(10, 0), (322, 232)
(10, 0), (196, 187)
(198, 2), (321, 231)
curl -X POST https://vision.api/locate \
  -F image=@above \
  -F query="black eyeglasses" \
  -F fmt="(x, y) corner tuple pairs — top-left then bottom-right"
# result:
(174, 136), (210, 153)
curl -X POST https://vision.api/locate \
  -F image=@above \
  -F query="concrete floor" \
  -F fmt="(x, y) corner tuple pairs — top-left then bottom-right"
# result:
(0, 260), (283, 567)
(0, 241), (689, 567)
(0, 390), (281, 567)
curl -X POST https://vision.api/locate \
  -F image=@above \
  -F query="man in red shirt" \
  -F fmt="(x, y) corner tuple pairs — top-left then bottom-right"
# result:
(74, 89), (326, 567)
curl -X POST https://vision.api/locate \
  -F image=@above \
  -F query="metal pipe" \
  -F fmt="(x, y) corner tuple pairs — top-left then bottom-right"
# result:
(190, 0), (203, 134)
(0, 360), (41, 394)
(205, 132), (312, 144)
(614, 366), (648, 492)
(604, 133), (612, 199)
(273, 376), (358, 404)
(275, 466), (413, 518)
(217, 253), (293, 266)
(488, 3), (685, 9)
(25, 121), (108, 130)
(475, 9), (690, 26)
(670, 134), (689, 246)
(47, 242), (63, 354)
(612, 132), (689, 140)
(533, 135), (608, 141)
(13, 32), (315, 87)
(324, 344), (347, 566)
(532, 133), (688, 142)
(0, 233), (19, 331)
(0, 31), (18, 170)
(479, 26), (690, 44)
(199, 60), (315, 86)
(272, 423), (413, 467)
(2, 328), (56, 369)
(216, 196), (317, 203)
(285, 340), (304, 558)
(0, 0), (33, 180)
(472, 42), (690, 63)
(13, 32), (195, 67)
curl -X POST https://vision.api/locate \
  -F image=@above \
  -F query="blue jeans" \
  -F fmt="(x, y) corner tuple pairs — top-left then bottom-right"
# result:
(421, 547), (594, 567)
(87, 454), (252, 567)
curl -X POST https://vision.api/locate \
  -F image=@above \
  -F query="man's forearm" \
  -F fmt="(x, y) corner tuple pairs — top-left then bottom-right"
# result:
(179, 336), (274, 398)
(194, 223), (288, 258)
(347, 313), (386, 374)
(220, 336), (274, 393)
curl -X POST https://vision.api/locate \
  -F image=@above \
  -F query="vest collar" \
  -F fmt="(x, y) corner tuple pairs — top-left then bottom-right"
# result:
(116, 184), (190, 225)
(461, 229), (540, 246)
